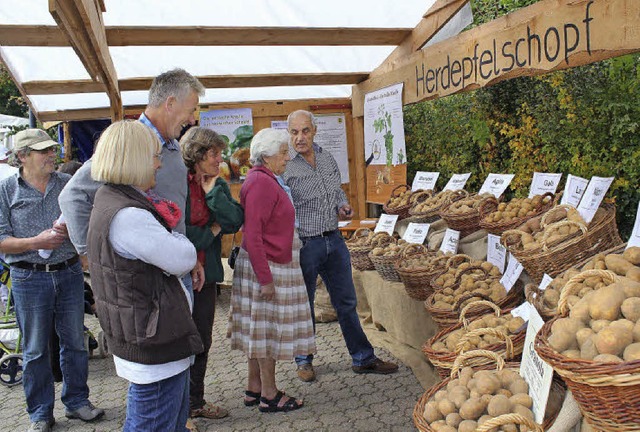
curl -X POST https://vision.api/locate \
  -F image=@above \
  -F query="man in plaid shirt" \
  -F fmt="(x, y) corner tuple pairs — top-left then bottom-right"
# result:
(283, 110), (398, 382)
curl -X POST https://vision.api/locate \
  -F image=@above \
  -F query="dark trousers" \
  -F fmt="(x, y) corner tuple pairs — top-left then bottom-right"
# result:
(189, 282), (217, 410)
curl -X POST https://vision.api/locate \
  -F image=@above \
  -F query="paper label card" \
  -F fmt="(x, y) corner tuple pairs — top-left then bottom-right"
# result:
(374, 214), (399, 235)
(576, 176), (614, 224)
(529, 172), (562, 198)
(443, 173), (471, 191)
(539, 274), (553, 291)
(520, 308), (554, 424)
(412, 171), (440, 192)
(487, 234), (507, 274)
(510, 301), (536, 323)
(403, 223), (430, 244)
(560, 174), (588, 207)
(439, 229), (460, 254)
(500, 253), (524, 292)
(627, 201), (640, 249)
(478, 173), (515, 198)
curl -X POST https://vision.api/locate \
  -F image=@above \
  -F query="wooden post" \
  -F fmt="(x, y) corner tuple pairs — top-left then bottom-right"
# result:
(63, 121), (71, 162)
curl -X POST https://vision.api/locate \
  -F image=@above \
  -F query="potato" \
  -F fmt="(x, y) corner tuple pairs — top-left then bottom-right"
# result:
(569, 296), (591, 323)
(506, 316), (526, 333)
(509, 378), (529, 395)
(634, 320), (640, 343)
(594, 326), (632, 356)
(459, 397), (486, 420)
(623, 247), (640, 265)
(562, 349), (581, 359)
(473, 371), (501, 395)
(593, 353), (624, 363)
(551, 317), (585, 335)
(590, 319), (611, 333)
(487, 394), (511, 416)
(621, 278), (640, 298)
(627, 267), (640, 283)
(605, 254), (634, 276)
(448, 386), (470, 408)
(548, 331), (577, 352)
(477, 415), (493, 426)
(623, 342), (640, 361)
(434, 390), (448, 401)
(576, 327), (595, 347)
(579, 337), (599, 360)
(497, 368), (520, 387)
(429, 420), (447, 431)
(423, 401), (443, 423)
(590, 283), (626, 321)
(437, 399), (456, 416)
(445, 412), (462, 428)
(457, 420), (478, 432)
(513, 404), (535, 421)
(610, 319), (635, 333)
(621, 298), (640, 322)
(510, 393), (533, 408)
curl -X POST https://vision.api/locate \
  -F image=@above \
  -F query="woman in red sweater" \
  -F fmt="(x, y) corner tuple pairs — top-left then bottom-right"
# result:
(229, 128), (315, 413)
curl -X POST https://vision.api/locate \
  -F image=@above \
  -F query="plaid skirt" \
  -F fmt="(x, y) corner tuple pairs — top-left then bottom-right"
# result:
(229, 234), (316, 360)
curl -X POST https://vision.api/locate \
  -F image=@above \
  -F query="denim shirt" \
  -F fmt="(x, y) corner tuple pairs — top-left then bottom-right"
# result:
(0, 170), (77, 264)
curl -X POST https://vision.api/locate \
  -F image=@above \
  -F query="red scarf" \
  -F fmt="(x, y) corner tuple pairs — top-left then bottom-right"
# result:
(146, 191), (181, 229)
(188, 173), (211, 265)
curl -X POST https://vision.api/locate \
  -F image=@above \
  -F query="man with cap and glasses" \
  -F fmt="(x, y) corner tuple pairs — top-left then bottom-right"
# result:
(0, 129), (104, 432)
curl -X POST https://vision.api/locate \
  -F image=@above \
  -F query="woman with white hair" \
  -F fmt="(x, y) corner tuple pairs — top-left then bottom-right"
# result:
(229, 128), (315, 413)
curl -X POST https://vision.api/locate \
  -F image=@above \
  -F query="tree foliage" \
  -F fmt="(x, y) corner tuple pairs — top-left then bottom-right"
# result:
(0, 64), (28, 118)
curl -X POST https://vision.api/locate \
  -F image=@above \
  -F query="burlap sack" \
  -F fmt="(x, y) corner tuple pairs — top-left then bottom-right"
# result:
(459, 229), (488, 261)
(426, 218), (448, 250)
(314, 277), (337, 323)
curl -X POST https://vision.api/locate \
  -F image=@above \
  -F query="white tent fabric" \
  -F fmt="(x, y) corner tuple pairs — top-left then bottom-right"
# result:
(0, 0), (439, 114)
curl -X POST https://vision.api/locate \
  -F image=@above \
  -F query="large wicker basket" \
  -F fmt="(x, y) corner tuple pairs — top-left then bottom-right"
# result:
(382, 184), (414, 220)
(413, 350), (564, 432)
(347, 230), (393, 271)
(504, 203), (623, 283)
(369, 242), (411, 282)
(439, 193), (499, 237)
(407, 189), (466, 223)
(479, 192), (556, 235)
(395, 249), (449, 301)
(422, 301), (525, 379)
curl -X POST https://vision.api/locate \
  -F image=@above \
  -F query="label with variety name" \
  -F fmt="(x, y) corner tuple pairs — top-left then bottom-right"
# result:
(478, 173), (515, 198)
(560, 174), (588, 207)
(528, 172), (562, 198)
(510, 301), (536, 322)
(539, 274), (553, 291)
(443, 173), (471, 191)
(374, 214), (399, 235)
(500, 253), (523, 292)
(412, 171), (440, 192)
(576, 176), (614, 224)
(487, 233), (507, 274)
(519, 308), (554, 424)
(439, 229), (460, 254)
(627, 201), (640, 249)
(402, 222), (430, 244)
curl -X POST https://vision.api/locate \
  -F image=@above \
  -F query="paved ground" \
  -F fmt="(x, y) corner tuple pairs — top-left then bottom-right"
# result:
(0, 287), (423, 432)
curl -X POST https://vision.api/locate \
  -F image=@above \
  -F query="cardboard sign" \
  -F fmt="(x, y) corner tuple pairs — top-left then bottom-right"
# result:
(560, 174), (588, 207)
(500, 253), (523, 292)
(443, 173), (471, 191)
(510, 301), (536, 322)
(478, 173), (515, 198)
(576, 176), (614, 224)
(403, 222), (430, 244)
(374, 214), (399, 235)
(539, 274), (553, 291)
(412, 171), (440, 192)
(627, 201), (640, 249)
(439, 229), (460, 254)
(529, 172), (562, 198)
(520, 308), (554, 424)
(487, 233), (507, 274)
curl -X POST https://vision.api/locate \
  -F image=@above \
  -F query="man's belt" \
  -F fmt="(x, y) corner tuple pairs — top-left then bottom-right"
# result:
(301, 230), (338, 240)
(12, 255), (79, 272)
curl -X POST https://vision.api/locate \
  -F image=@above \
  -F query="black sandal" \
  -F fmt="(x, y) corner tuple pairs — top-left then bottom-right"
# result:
(244, 390), (261, 406)
(258, 390), (303, 413)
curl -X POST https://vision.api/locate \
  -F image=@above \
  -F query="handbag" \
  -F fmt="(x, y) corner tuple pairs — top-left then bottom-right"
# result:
(228, 233), (240, 269)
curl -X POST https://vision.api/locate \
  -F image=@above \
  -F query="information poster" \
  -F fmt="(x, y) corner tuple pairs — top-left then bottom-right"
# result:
(478, 173), (515, 198)
(560, 174), (588, 208)
(364, 83), (407, 203)
(315, 114), (350, 184)
(529, 172), (562, 198)
(201, 108), (253, 183)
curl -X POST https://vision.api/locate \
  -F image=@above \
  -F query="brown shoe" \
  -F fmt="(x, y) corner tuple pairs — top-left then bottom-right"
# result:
(185, 418), (198, 432)
(297, 364), (316, 382)
(352, 358), (399, 375)
(190, 402), (229, 419)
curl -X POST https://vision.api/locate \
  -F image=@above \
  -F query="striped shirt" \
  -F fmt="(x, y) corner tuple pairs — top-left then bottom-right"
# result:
(282, 144), (348, 238)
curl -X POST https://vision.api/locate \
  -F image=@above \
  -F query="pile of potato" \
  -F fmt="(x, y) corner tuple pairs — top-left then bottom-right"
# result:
(370, 239), (409, 257)
(431, 277), (508, 311)
(422, 366), (536, 431)
(482, 194), (552, 224)
(431, 315), (526, 353)
(443, 193), (495, 215)
(434, 260), (502, 290)
(386, 188), (414, 209)
(396, 252), (450, 273)
(412, 190), (460, 215)
(502, 206), (586, 252)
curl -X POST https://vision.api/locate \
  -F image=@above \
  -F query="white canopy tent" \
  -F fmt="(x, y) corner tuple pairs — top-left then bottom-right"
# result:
(0, 0), (475, 121)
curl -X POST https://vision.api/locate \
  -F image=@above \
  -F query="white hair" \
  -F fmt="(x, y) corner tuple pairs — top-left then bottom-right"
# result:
(249, 128), (289, 165)
(287, 110), (317, 129)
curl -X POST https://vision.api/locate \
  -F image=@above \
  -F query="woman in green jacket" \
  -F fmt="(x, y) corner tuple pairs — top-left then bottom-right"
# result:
(180, 127), (244, 422)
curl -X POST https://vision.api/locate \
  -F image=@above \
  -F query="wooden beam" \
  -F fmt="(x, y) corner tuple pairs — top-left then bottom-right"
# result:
(38, 105), (141, 122)
(23, 72), (370, 95)
(49, 0), (122, 120)
(353, 0), (640, 116)
(0, 25), (411, 47)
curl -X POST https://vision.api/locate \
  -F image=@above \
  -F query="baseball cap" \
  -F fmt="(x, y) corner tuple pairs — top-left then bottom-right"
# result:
(13, 129), (58, 152)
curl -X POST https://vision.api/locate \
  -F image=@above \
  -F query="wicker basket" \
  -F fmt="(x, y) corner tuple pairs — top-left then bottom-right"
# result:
(395, 249), (449, 301)
(413, 350), (564, 432)
(535, 317), (640, 431)
(382, 184), (414, 220)
(504, 203), (623, 283)
(425, 272), (525, 331)
(369, 242), (411, 282)
(348, 230), (393, 271)
(439, 194), (499, 238)
(407, 189), (466, 223)
(422, 300), (524, 379)
(479, 192), (556, 235)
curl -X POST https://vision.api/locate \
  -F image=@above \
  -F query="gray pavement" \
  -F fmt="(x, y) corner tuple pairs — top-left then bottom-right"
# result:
(0, 287), (422, 432)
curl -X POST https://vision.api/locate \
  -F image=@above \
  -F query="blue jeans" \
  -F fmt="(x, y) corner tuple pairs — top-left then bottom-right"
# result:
(296, 231), (375, 367)
(124, 369), (190, 432)
(11, 262), (89, 422)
